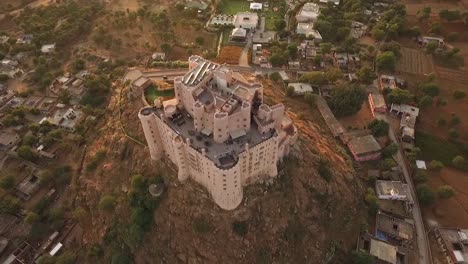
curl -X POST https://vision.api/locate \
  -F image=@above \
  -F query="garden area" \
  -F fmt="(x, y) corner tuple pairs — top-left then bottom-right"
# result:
(264, 1), (287, 31)
(144, 84), (175, 103)
(217, 0), (249, 15)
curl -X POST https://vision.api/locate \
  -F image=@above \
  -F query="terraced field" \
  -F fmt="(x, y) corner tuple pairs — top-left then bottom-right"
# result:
(396, 47), (435, 75)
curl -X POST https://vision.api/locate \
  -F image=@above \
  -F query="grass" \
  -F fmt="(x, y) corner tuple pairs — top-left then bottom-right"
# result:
(415, 131), (465, 165)
(219, 0), (249, 15)
(221, 28), (232, 46)
(144, 84), (175, 102)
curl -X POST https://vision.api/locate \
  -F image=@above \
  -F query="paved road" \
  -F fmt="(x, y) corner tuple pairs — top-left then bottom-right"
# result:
(376, 113), (431, 264)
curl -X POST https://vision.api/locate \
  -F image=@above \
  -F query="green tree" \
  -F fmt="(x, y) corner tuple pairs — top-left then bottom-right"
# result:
(299, 71), (326, 85)
(368, 119), (389, 137)
(450, 115), (460, 126)
(418, 7), (431, 21)
(17, 145), (36, 161)
(269, 72), (281, 82)
(287, 45), (298, 59)
(414, 169), (428, 184)
(304, 92), (316, 107)
(351, 250), (375, 264)
(452, 156), (466, 170)
(365, 188), (379, 215)
(453, 90), (466, 100)
(160, 43), (171, 55)
(269, 53), (287, 67)
(386, 88), (412, 104)
(376, 51), (396, 72)
(0, 195), (20, 214)
(328, 85), (366, 117)
(195, 36), (204, 46)
(24, 212), (40, 225)
(439, 9), (461, 22)
(438, 185), (455, 199)
(416, 184), (435, 205)
(319, 42), (332, 54)
(425, 42), (438, 54)
(382, 143), (398, 158)
(383, 158), (397, 170)
(419, 95), (433, 108)
(429, 160), (444, 171)
(286, 86), (295, 97)
(99, 195), (116, 212)
(371, 28), (385, 41)
(449, 129), (459, 140)
(421, 83), (440, 97)
(324, 68), (342, 83)
(0, 175), (15, 190)
(274, 20), (286, 31)
(356, 67), (377, 84)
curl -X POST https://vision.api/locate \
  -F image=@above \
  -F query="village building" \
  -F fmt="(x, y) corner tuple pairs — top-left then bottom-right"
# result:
(434, 227), (468, 263)
(350, 21), (368, 39)
(376, 211), (414, 246)
(249, 2), (263, 11)
(229, 28), (248, 43)
(296, 23), (322, 42)
(40, 108), (83, 132)
(347, 135), (381, 161)
(288, 61), (300, 70)
(368, 87), (387, 117)
(233, 12), (259, 29)
(288, 83), (313, 95)
(15, 174), (41, 200)
(130, 76), (152, 99)
(16, 34), (33, 45)
(0, 132), (20, 151)
(185, 0), (209, 11)
(358, 233), (407, 264)
(418, 36), (445, 48)
(376, 180), (414, 212)
(295, 2), (320, 22)
(252, 31), (276, 45)
(319, 0), (340, 5)
(316, 96), (345, 137)
(209, 14), (235, 27)
(138, 56), (297, 210)
(41, 43), (56, 54)
(151, 52), (166, 61)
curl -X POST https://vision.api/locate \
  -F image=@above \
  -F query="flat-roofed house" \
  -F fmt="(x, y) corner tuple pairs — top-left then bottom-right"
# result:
(347, 135), (381, 161)
(368, 91), (387, 117)
(296, 23), (323, 43)
(435, 228), (468, 264)
(229, 28), (247, 42)
(376, 211), (414, 243)
(233, 12), (259, 29)
(288, 83), (313, 95)
(250, 2), (262, 11)
(0, 132), (19, 150)
(296, 3), (320, 22)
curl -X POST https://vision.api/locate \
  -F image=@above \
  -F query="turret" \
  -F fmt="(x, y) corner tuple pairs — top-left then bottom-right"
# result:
(138, 108), (162, 160)
(213, 111), (229, 143)
(193, 101), (204, 132)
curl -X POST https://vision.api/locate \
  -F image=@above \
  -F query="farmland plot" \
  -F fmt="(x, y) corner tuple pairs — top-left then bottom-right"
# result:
(396, 47), (435, 75)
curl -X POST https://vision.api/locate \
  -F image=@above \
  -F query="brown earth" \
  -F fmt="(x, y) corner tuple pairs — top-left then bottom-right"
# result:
(75, 76), (367, 263)
(216, 46), (243, 64)
(423, 167), (468, 229)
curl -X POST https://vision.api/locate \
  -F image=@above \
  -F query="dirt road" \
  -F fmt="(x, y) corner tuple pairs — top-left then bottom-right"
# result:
(0, 0), (51, 20)
(376, 113), (431, 264)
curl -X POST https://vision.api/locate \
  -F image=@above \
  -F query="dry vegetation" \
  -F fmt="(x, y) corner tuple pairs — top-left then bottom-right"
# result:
(216, 46), (243, 64)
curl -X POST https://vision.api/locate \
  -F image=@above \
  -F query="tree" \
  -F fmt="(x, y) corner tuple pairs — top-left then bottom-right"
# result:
(414, 170), (428, 184)
(72, 59), (85, 72)
(99, 195), (116, 212)
(304, 92), (316, 107)
(383, 158), (397, 170)
(269, 53), (287, 67)
(382, 143), (398, 158)
(449, 129), (459, 140)
(356, 67), (377, 84)
(425, 42), (438, 54)
(0, 195), (20, 214)
(269, 72), (281, 82)
(386, 88), (412, 104)
(368, 119), (389, 137)
(0, 175), (15, 190)
(195, 36), (204, 46)
(319, 42), (332, 54)
(421, 83), (440, 97)
(452, 156), (465, 170)
(287, 45), (298, 59)
(418, 7), (431, 21)
(439, 9), (461, 22)
(417, 184), (435, 205)
(365, 188), (379, 215)
(453, 90), (466, 100)
(429, 160), (444, 171)
(274, 20), (286, 31)
(376, 51), (396, 72)
(328, 85), (366, 117)
(160, 43), (171, 55)
(351, 250), (375, 264)
(286, 86), (295, 97)
(299, 71), (326, 85)
(450, 115), (460, 126)
(232, 221), (248, 236)
(72, 207), (87, 222)
(419, 95), (433, 108)
(324, 68), (342, 83)
(24, 212), (40, 225)
(438, 185), (455, 199)
(371, 28), (385, 41)
(17, 145), (36, 161)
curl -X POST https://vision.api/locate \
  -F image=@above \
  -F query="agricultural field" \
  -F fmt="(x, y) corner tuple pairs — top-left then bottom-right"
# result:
(218, 0), (249, 15)
(216, 46), (243, 64)
(396, 47), (435, 75)
(436, 67), (468, 85)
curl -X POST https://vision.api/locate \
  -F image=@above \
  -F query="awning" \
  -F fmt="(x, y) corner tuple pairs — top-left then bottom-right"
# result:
(230, 129), (246, 140)
(201, 127), (212, 136)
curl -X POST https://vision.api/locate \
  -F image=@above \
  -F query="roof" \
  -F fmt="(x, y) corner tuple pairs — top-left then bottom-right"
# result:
(288, 83), (313, 94)
(369, 238), (397, 264)
(133, 76), (151, 88)
(41, 43), (56, 53)
(347, 135), (381, 155)
(231, 27), (247, 37)
(375, 180), (413, 202)
(0, 132), (19, 146)
(319, 0), (340, 5)
(234, 12), (259, 27)
(369, 92), (386, 108)
(185, 0), (209, 10)
(278, 71), (289, 81)
(296, 3), (320, 21)
(250, 2), (262, 10)
(49, 242), (63, 256)
(416, 160), (427, 170)
(437, 228), (468, 263)
(391, 103), (419, 117)
(376, 211), (414, 240)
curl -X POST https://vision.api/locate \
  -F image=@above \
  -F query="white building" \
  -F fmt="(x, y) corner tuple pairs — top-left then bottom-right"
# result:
(319, 0), (340, 5)
(138, 56), (298, 210)
(296, 23), (322, 42)
(233, 12), (259, 29)
(295, 3), (320, 22)
(288, 83), (313, 95)
(41, 44), (56, 54)
(250, 2), (263, 11)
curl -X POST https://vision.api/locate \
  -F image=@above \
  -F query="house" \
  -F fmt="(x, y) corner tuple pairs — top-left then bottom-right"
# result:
(418, 36), (445, 48)
(15, 174), (41, 200)
(299, 41), (320, 60)
(40, 108), (83, 132)
(376, 211), (414, 244)
(278, 71), (289, 83)
(350, 21), (368, 39)
(229, 28), (247, 42)
(185, 0), (209, 11)
(288, 61), (300, 70)
(209, 14), (235, 27)
(390, 104), (419, 119)
(233, 12), (259, 29)
(16, 34), (33, 45)
(0, 132), (19, 150)
(391, 104), (419, 150)
(41, 43), (56, 54)
(130, 76), (152, 98)
(347, 135), (381, 161)
(296, 3), (320, 22)
(334, 53), (348, 68)
(252, 31), (276, 45)
(434, 227), (468, 264)
(288, 83), (313, 95)
(151, 52), (166, 61)
(368, 87), (387, 117)
(376, 180), (414, 212)
(0, 36), (9, 44)
(358, 233), (407, 264)
(250, 2), (263, 11)
(296, 23), (322, 42)
(379, 75), (397, 90)
(319, 0), (340, 5)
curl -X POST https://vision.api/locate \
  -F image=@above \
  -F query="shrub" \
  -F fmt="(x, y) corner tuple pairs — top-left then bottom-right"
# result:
(304, 92), (316, 107)
(429, 160), (444, 171)
(437, 118), (447, 127)
(286, 86), (295, 97)
(448, 129), (459, 140)
(453, 90), (466, 100)
(232, 221), (248, 236)
(437, 185), (455, 199)
(382, 158), (397, 170)
(318, 159), (332, 182)
(24, 212), (40, 225)
(365, 188), (379, 216)
(418, 95), (433, 108)
(99, 195), (116, 212)
(421, 83), (440, 97)
(452, 156), (466, 170)
(414, 170), (427, 184)
(17, 145), (36, 161)
(0, 175), (16, 190)
(368, 119), (389, 137)
(416, 184), (435, 205)
(192, 217), (213, 234)
(450, 116), (460, 126)
(269, 72), (281, 82)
